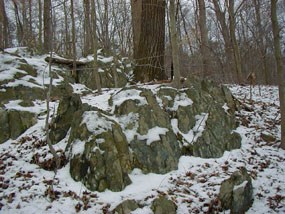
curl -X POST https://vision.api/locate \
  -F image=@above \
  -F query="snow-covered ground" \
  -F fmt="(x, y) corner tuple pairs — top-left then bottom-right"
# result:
(0, 48), (284, 213)
(1, 83), (284, 214)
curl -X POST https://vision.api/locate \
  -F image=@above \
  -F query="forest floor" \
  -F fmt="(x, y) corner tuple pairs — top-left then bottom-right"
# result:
(0, 84), (285, 214)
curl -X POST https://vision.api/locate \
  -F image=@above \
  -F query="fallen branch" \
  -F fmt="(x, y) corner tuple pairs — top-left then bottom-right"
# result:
(45, 56), (87, 67)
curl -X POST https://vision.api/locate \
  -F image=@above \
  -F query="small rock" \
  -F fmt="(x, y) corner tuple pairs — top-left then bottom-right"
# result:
(261, 132), (276, 143)
(113, 200), (139, 214)
(151, 196), (177, 214)
(218, 167), (253, 213)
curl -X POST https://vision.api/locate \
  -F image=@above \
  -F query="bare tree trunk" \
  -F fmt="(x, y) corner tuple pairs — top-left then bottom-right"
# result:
(91, 0), (102, 93)
(253, 0), (270, 84)
(63, 1), (70, 57)
(103, 0), (110, 51)
(0, 0), (10, 49)
(170, 0), (181, 88)
(271, 0), (285, 149)
(131, 0), (167, 82)
(197, 0), (210, 78)
(38, 0), (43, 52)
(212, 0), (235, 82)
(83, 0), (91, 56)
(43, 0), (52, 52)
(228, 0), (243, 83)
(70, 0), (78, 82)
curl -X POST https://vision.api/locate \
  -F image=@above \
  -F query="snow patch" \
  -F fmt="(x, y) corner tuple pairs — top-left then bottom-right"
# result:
(137, 126), (169, 146)
(81, 111), (113, 134)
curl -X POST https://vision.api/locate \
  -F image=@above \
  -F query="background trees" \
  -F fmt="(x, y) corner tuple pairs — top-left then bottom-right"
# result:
(0, 0), (284, 85)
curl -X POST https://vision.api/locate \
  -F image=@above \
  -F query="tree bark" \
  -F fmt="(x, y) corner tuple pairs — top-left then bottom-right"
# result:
(70, 0), (78, 82)
(43, 0), (52, 52)
(131, 0), (167, 82)
(271, 0), (285, 149)
(253, 0), (270, 84)
(83, 0), (91, 56)
(38, 0), (43, 52)
(197, 0), (210, 77)
(212, 0), (235, 82)
(0, 0), (10, 49)
(228, 0), (243, 83)
(91, 0), (102, 93)
(170, 0), (181, 88)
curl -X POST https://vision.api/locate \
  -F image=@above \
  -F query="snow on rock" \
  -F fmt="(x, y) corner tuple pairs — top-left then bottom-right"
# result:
(81, 111), (113, 134)
(172, 92), (193, 110)
(137, 126), (169, 145)
(111, 88), (148, 112)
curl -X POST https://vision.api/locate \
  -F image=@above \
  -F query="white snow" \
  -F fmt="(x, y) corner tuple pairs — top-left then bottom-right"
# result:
(1, 49), (285, 214)
(71, 139), (86, 156)
(233, 180), (248, 191)
(172, 92), (193, 110)
(137, 126), (169, 146)
(81, 111), (113, 134)
(111, 88), (148, 112)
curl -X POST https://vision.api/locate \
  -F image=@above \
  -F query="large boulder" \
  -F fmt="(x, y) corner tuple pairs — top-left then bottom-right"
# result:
(0, 109), (10, 143)
(218, 167), (253, 213)
(67, 108), (132, 192)
(49, 93), (82, 144)
(0, 108), (37, 144)
(110, 87), (181, 174)
(180, 78), (241, 158)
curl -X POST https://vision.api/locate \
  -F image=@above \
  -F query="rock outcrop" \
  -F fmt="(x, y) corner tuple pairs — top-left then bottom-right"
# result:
(67, 107), (132, 192)
(218, 167), (253, 213)
(0, 108), (36, 144)
(49, 94), (82, 144)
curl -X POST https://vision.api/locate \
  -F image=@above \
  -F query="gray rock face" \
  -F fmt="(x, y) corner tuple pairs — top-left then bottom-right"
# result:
(68, 109), (132, 192)
(218, 167), (253, 213)
(111, 87), (181, 174)
(151, 196), (177, 214)
(49, 94), (82, 144)
(0, 109), (10, 143)
(0, 108), (36, 144)
(181, 78), (241, 158)
(113, 200), (140, 214)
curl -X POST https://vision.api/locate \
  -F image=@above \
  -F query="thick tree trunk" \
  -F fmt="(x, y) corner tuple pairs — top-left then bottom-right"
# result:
(197, 0), (210, 78)
(228, 0), (242, 83)
(43, 0), (52, 52)
(38, 0), (43, 52)
(83, 0), (91, 56)
(91, 0), (102, 93)
(271, 0), (285, 149)
(0, 0), (10, 49)
(131, 0), (167, 83)
(253, 0), (270, 84)
(170, 0), (181, 88)
(212, 0), (235, 82)
(70, 0), (78, 82)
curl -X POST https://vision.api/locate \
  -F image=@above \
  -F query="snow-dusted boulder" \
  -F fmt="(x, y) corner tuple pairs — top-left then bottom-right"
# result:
(0, 108), (36, 144)
(110, 87), (181, 174)
(49, 93), (82, 144)
(218, 167), (253, 213)
(67, 109), (132, 192)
